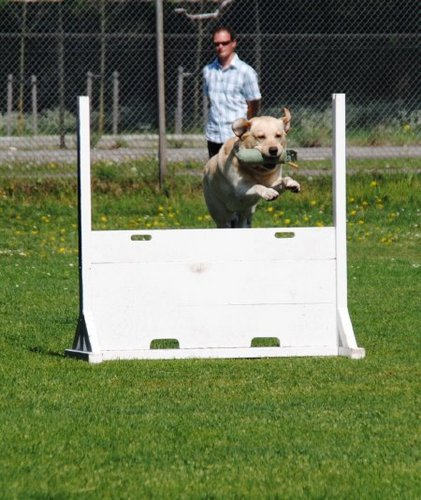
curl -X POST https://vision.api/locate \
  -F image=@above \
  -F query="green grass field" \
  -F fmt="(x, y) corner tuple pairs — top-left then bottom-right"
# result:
(1, 159), (420, 498)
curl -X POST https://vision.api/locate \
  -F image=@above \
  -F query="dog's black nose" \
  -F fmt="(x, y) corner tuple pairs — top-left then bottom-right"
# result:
(269, 147), (278, 156)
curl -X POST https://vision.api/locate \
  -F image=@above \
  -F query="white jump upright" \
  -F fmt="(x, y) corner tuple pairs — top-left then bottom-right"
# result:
(65, 93), (365, 363)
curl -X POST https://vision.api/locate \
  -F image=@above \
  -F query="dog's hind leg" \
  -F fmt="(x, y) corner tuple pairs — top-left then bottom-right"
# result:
(213, 212), (238, 228)
(236, 208), (254, 228)
(230, 214), (240, 228)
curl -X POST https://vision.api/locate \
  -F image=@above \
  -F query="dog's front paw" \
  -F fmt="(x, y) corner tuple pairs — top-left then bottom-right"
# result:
(261, 187), (280, 201)
(284, 178), (301, 193)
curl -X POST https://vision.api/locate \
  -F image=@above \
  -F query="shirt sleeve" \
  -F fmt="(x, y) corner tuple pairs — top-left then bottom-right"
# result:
(243, 67), (261, 101)
(203, 66), (209, 97)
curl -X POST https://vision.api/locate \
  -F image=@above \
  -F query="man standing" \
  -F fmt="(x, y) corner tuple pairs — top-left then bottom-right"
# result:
(203, 26), (261, 158)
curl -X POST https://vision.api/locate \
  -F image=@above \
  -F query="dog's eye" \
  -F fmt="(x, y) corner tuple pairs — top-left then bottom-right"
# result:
(275, 132), (283, 138)
(257, 134), (266, 139)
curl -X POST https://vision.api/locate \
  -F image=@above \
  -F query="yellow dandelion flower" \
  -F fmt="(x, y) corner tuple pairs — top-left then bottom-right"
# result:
(370, 180), (378, 188)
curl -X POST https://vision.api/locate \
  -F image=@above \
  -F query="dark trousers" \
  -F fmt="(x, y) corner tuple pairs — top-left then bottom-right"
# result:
(207, 141), (223, 159)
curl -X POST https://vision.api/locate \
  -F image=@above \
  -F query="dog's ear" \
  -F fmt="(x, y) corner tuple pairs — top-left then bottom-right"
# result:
(281, 107), (291, 133)
(232, 118), (251, 137)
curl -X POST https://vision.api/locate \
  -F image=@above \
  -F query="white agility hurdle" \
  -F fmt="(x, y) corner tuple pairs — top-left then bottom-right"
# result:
(65, 93), (365, 363)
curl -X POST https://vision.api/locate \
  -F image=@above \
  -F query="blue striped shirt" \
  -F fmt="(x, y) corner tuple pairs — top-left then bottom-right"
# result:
(203, 53), (261, 143)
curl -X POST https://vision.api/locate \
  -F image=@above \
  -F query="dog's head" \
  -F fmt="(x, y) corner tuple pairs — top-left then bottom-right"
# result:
(232, 108), (291, 166)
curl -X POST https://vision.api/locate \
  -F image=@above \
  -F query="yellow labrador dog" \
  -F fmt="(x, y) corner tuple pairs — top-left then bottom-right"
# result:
(203, 108), (300, 228)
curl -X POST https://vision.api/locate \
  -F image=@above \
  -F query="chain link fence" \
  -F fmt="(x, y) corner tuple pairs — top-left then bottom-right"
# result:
(0, 0), (419, 174)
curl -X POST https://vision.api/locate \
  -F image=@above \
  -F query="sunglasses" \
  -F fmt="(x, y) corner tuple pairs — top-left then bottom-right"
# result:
(213, 40), (232, 47)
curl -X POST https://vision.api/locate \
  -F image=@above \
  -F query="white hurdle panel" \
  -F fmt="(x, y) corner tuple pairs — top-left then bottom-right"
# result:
(65, 93), (365, 363)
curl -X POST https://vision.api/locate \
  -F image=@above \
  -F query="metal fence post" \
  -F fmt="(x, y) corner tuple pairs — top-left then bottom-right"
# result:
(175, 65), (184, 135)
(7, 74), (13, 136)
(112, 71), (119, 135)
(58, 0), (66, 149)
(86, 71), (93, 105)
(156, 0), (167, 188)
(31, 75), (38, 135)
(175, 66), (192, 135)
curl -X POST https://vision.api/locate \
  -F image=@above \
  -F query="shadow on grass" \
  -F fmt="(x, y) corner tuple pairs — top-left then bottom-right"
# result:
(29, 346), (65, 358)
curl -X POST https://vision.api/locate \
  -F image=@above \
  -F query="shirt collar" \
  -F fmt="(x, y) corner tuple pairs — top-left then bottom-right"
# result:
(214, 53), (239, 70)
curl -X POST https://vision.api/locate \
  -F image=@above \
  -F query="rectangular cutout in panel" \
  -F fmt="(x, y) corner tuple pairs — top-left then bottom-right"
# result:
(251, 337), (281, 348)
(150, 339), (180, 350)
(274, 232), (295, 239)
(131, 234), (152, 241)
